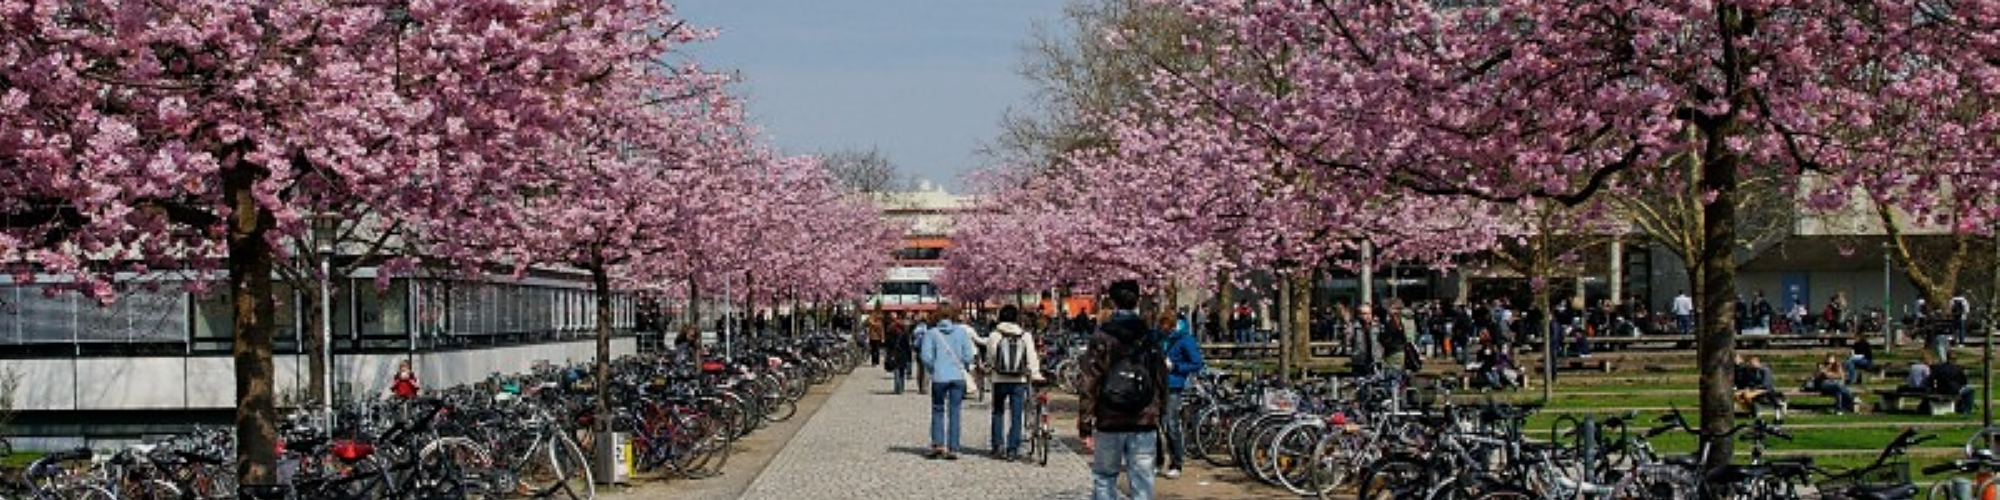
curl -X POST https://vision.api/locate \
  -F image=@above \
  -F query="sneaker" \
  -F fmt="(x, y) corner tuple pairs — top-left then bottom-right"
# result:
(945, 452), (960, 461)
(927, 448), (944, 460)
(1164, 468), (1182, 479)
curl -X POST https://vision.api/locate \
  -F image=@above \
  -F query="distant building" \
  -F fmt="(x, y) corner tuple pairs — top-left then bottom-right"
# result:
(868, 181), (968, 312)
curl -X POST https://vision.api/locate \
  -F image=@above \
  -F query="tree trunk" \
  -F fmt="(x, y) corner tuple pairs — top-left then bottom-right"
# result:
(226, 161), (280, 486)
(687, 275), (701, 333)
(302, 284), (325, 408)
(1288, 271), (1313, 380)
(592, 262), (613, 433)
(1278, 274), (1291, 384)
(1695, 127), (1742, 468)
(1534, 271), (1553, 402)
(1880, 201), (1968, 308)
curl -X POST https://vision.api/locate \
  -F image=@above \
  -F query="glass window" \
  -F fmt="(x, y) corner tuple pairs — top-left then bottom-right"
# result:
(0, 286), (20, 344)
(126, 287), (191, 343)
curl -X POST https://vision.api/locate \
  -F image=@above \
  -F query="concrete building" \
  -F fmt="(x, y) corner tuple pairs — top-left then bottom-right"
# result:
(868, 181), (971, 313)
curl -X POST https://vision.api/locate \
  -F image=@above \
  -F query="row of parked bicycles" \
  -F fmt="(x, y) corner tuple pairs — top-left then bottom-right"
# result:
(4, 330), (865, 500)
(1175, 371), (2000, 500)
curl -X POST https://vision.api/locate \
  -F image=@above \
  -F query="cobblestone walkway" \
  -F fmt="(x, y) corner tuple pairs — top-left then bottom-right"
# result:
(735, 374), (1092, 500)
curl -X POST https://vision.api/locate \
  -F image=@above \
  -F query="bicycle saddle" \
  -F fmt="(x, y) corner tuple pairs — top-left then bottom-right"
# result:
(1836, 483), (1917, 500)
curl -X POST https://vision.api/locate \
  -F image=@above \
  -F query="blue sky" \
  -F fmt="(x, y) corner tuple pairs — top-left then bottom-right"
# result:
(676, 1), (1071, 192)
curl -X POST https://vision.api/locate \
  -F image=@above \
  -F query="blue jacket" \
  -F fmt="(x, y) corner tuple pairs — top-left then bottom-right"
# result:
(1162, 323), (1204, 390)
(920, 320), (977, 383)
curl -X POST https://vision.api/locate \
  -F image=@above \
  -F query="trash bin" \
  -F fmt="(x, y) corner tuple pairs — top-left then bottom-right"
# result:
(593, 432), (632, 485)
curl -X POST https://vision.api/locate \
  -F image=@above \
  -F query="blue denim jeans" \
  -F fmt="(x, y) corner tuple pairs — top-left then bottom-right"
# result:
(1842, 357), (1873, 386)
(1091, 431), (1157, 500)
(892, 365), (907, 394)
(930, 380), (966, 452)
(1163, 391), (1185, 468)
(990, 382), (1028, 454)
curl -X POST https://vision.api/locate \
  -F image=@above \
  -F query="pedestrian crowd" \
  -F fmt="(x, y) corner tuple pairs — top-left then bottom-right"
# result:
(865, 280), (1206, 500)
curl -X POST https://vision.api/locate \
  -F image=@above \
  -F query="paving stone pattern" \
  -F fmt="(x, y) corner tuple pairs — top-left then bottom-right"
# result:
(733, 375), (1093, 500)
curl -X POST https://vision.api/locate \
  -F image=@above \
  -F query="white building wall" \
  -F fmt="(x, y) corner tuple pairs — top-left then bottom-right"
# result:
(7, 338), (634, 413)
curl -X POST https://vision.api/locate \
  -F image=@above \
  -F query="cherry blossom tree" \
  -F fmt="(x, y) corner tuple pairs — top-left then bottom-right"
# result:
(1164, 0), (2000, 462)
(0, 0), (711, 482)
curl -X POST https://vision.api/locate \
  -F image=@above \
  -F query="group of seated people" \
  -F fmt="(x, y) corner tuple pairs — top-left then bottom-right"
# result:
(1732, 335), (1974, 416)
(1900, 351), (1975, 415)
(1467, 343), (1522, 390)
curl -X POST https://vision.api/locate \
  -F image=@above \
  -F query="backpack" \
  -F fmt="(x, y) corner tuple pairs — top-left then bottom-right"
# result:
(1952, 299), (1968, 318)
(992, 333), (1030, 377)
(1098, 340), (1161, 413)
(1377, 323), (1408, 356)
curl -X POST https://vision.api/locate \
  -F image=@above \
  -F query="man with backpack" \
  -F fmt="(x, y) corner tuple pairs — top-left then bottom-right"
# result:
(974, 305), (1043, 461)
(1079, 281), (1167, 500)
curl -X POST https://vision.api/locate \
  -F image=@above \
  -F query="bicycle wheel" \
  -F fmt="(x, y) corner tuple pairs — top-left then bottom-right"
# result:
(419, 436), (496, 500)
(1271, 423), (1325, 495)
(1354, 454), (1432, 500)
(57, 485), (117, 500)
(761, 386), (798, 423)
(1468, 485), (1538, 500)
(119, 479), (181, 500)
(1193, 407), (1237, 468)
(1311, 430), (1368, 498)
(1028, 400), (1051, 467)
(515, 432), (594, 500)
(1616, 463), (1697, 500)
(1247, 420), (1290, 484)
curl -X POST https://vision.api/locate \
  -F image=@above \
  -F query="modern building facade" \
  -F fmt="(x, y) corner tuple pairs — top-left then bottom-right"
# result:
(1, 267), (638, 450)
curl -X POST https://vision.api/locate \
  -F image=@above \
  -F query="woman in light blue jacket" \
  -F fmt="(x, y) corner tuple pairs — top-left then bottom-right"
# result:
(920, 306), (977, 459)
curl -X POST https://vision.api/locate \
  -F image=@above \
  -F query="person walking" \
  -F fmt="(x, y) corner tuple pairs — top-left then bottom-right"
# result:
(1080, 281), (1167, 500)
(911, 312), (931, 395)
(975, 305), (1042, 460)
(920, 305), (977, 460)
(867, 308), (886, 366)
(1950, 292), (1971, 345)
(1159, 309), (1204, 479)
(1672, 290), (1694, 335)
(884, 312), (913, 394)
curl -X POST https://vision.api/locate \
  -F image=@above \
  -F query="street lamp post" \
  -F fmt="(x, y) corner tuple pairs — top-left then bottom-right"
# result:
(311, 216), (338, 423)
(1884, 241), (1894, 348)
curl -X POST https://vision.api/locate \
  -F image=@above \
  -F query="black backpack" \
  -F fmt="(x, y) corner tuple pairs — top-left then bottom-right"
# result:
(1098, 340), (1160, 413)
(992, 333), (1030, 376)
(1952, 299), (1968, 318)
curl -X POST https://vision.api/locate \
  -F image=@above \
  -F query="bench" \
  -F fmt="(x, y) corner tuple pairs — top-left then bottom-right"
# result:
(1734, 388), (1842, 419)
(1872, 388), (1958, 415)
(1200, 342), (1279, 360)
(1553, 358), (1616, 373)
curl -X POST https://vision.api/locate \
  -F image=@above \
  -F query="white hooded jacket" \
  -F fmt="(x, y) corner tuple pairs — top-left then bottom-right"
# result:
(975, 322), (1044, 384)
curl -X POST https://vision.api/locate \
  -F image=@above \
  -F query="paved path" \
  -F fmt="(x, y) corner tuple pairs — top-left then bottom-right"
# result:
(734, 374), (1093, 500)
